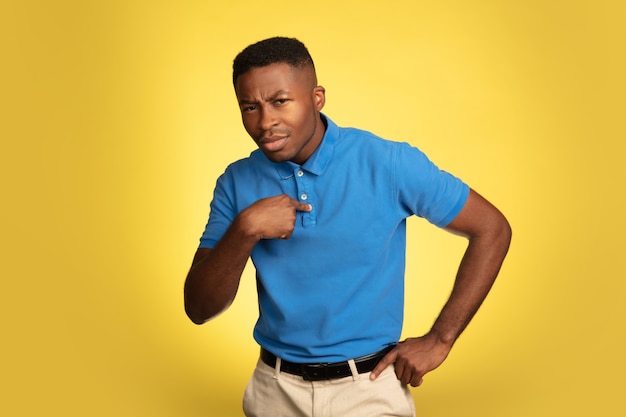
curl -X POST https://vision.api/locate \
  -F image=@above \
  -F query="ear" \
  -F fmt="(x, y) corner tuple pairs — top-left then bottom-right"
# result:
(313, 86), (326, 111)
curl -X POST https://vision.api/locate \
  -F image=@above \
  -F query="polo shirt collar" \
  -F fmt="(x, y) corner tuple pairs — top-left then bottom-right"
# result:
(275, 113), (338, 179)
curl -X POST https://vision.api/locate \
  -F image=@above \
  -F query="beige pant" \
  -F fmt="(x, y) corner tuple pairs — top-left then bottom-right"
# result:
(242, 358), (415, 417)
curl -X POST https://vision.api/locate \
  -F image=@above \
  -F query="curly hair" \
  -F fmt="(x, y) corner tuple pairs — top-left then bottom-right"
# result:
(232, 37), (315, 86)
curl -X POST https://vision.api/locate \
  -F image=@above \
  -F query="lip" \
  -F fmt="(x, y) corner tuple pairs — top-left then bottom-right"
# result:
(259, 136), (288, 152)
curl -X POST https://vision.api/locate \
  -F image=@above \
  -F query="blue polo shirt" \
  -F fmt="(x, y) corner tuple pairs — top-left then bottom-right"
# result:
(199, 115), (469, 363)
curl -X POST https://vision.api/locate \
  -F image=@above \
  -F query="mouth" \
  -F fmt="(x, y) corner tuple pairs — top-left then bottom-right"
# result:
(258, 136), (289, 152)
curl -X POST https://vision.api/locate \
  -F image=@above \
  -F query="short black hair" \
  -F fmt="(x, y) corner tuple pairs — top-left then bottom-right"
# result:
(232, 37), (315, 86)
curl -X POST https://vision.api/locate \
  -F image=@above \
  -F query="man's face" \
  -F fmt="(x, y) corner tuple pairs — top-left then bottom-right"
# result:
(234, 63), (326, 165)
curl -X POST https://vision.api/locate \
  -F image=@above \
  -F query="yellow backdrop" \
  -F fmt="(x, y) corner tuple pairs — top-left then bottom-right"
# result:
(2, 0), (625, 415)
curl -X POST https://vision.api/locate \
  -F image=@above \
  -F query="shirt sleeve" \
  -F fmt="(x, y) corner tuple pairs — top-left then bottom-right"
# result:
(393, 141), (470, 227)
(198, 170), (237, 249)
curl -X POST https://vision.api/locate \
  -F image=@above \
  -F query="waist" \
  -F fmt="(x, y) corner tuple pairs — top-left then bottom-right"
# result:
(260, 345), (395, 381)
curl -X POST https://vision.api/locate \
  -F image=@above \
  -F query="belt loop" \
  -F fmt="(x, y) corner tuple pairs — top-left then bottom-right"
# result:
(347, 359), (361, 381)
(273, 356), (282, 380)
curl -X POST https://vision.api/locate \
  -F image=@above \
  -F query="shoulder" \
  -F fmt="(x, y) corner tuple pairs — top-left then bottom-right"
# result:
(220, 149), (272, 179)
(335, 124), (407, 157)
(334, 124), (427, 168)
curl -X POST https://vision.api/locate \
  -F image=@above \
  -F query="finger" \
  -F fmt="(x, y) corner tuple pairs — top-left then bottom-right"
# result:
(396, 363), (410, 385)
(397, 362), (423, 386)
(398, 364), (424, 386)
(369, 350), (397, 381)
(411, 376), (424, 387)
(407, 372), (424, 387)
(293, 201), (312, 212)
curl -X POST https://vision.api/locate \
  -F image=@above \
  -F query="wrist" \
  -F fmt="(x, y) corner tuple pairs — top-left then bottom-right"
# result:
(232, 212), (263, 243)
(429, 327), (457, 348)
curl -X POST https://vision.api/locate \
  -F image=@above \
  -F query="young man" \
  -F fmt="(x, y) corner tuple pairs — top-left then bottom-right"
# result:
(184, 37), (511, 416)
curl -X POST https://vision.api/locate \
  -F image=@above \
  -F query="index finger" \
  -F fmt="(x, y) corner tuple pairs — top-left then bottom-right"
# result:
(369, 348), (397, 381)
(291, 199), (312, 212)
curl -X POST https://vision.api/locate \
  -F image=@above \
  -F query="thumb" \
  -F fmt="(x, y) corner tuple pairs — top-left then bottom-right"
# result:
(369, 349), (397, 381)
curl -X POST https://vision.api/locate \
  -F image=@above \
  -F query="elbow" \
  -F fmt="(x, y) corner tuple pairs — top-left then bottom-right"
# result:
(469, 210), (512, 249)
(185, 308), (209, 325)
(184, 295), (230, 325)
(488, 214), (512, 262)
(472, 210), (512, 255)
(184, 300), (214, 325)
(184, 300), (207, 325)
(499, 215), (513, 249)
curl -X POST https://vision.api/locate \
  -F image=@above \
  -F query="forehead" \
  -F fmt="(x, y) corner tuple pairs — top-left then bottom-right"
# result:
(235, 63), (313, 97)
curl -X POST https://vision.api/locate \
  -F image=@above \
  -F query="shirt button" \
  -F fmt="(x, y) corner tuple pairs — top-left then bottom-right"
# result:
(300, 193), (308, 200)
(297, 170), (304, 177)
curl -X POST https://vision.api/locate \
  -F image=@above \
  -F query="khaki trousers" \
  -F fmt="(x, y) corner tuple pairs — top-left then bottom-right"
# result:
(243, 358), (416, 417)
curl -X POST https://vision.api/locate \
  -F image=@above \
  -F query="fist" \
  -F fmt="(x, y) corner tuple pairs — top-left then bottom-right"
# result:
(239, 194), (312, 240)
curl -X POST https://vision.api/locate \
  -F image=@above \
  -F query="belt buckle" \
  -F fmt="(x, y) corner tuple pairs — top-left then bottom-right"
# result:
(301, 363), (330, 381)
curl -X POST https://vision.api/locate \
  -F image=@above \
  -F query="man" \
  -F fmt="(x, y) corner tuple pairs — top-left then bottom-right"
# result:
(184, 37), (511, 416)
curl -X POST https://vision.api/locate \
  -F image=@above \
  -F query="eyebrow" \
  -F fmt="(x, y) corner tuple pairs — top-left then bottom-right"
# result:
(238, 90), (291, 106)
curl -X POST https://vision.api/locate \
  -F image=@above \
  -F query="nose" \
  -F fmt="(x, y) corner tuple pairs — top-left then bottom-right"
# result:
(259, 106), (278, 131)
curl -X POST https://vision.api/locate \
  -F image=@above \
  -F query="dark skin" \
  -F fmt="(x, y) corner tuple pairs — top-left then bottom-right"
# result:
(184, 62), (512, 387)
(370, 188), (511, 386)
(184, 194), (312, 322)
(184, 63), (322, 322)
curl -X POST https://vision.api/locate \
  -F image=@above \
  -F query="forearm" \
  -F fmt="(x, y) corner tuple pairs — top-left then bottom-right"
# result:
(184, 217), (259, 324)
(432, 217), (511, 345)
(371, 190), (511, 386)
(183, 195), (313, 324)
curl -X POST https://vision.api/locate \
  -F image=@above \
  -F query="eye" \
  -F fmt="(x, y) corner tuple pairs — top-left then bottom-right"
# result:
(241, 105), (257, 112)
(274, 98), (288, 106)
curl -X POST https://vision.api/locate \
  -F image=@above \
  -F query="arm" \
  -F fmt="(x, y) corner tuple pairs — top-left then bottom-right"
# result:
(371, 189), (512, 385)
(184, 194), (312, 324)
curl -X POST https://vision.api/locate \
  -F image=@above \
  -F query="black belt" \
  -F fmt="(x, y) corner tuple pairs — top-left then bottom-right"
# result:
(260, 345), (395, 381)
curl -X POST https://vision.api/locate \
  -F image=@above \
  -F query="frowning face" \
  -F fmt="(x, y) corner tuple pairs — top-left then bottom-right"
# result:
(234, 62), (326, 165)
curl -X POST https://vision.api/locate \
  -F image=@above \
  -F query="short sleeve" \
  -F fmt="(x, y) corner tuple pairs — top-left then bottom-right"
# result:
(394, 142), (469, 227)
(198, 171), (237, 248)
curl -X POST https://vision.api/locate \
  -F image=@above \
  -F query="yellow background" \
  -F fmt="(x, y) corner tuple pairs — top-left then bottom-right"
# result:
(2, 0), (625, 415)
